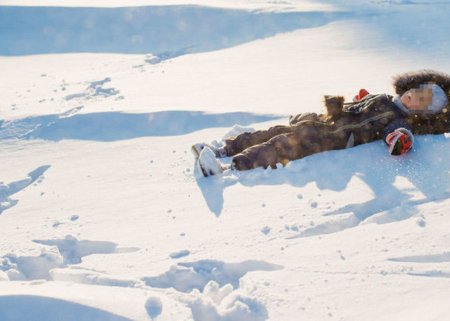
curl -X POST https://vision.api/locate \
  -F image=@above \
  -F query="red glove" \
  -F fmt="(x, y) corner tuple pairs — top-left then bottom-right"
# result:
(353, 88), (370, 102)
(386, 128), (414, 156)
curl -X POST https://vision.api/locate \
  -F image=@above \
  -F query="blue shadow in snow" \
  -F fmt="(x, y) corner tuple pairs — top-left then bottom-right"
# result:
(0, 110), (281, 142)
(0, 295), (132, 321)
(0, 5), (351, 56)
(197, 134), (450, 221)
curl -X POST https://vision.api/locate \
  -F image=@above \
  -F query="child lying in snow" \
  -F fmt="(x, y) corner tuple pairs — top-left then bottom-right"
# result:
(192, 70), (450, 177)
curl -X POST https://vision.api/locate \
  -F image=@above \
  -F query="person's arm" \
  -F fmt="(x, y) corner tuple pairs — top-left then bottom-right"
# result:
(383, 120), (414, 156)
(289, 112), (319, 126)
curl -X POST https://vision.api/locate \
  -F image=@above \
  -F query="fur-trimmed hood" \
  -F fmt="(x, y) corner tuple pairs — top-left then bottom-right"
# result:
(392, 70), (450, 104)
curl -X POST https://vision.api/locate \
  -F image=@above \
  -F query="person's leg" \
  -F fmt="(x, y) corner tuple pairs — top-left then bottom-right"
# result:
(231, 131), (304, 171)
(231, 123), (347, 171)
(223, 125), (294, 156)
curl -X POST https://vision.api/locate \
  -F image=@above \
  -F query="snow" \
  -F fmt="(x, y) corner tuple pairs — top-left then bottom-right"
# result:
(1, 0), (450, 320)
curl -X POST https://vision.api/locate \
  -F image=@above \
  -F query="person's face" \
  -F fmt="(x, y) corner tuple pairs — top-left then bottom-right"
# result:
(400, 88), (433, 111)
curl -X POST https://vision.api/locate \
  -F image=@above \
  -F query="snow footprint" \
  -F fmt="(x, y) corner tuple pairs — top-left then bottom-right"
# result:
(0, 235), (139, 282)
(143, 259), (282, 292)
(0, 165), (50, 215)
(187, 281), (268, 321)
(145, 297), (163, 319)
(33, 235), (138, 264)
(65, 77), (119, 101)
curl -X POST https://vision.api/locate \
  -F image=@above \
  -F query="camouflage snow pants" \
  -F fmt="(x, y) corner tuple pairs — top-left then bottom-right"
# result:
(224, 121), (349, 171)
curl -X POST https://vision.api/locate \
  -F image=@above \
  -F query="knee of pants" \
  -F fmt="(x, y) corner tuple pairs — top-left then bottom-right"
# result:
(270, 134), (300, 160)
(251, 144), (280, 169)
(233, 142), (282, 170)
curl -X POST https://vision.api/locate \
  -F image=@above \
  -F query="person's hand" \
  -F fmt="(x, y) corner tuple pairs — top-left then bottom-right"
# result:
(386, 128), (414, 156)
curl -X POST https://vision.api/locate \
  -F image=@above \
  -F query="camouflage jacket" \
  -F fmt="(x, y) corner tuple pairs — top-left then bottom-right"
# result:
(290, 70), (450, 143)
(290, 94), (409, 147)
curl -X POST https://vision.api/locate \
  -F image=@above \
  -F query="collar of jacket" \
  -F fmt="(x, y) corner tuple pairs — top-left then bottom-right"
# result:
(393, 95), (411, 115)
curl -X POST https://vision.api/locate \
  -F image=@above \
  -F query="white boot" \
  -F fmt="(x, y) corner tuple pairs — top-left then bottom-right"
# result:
(191, 142), (226, 159)
(197, 147), (225, 177)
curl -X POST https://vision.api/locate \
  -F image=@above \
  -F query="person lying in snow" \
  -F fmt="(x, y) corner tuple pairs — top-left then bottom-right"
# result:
(192, 70), (450, 177)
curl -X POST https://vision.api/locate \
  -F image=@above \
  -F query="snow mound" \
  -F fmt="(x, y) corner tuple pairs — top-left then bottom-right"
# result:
(187, 281), (268, 321)
(144, 259), (282, 292)
(1, 235), (138, 283)
(0, 295), (132, 321)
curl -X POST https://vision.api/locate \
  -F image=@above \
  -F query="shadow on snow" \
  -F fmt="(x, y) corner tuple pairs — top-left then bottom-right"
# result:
(197, 134), (450, 227)
(0, 110), (281, 142)
(0, 295), (132, 321)
(0, 5), (351, 57)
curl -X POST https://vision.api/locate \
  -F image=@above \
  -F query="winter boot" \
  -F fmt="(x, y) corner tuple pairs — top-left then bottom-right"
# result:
(197, 147), (225, 177)
(191, 142), (226, 159)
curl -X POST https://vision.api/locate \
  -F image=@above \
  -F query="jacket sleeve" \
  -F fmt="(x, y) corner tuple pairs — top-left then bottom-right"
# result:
(290, 95), (345, 125)
(289, 112), (319, 125)
(343, 94), (384, 114)
(382, 119), (412, 144)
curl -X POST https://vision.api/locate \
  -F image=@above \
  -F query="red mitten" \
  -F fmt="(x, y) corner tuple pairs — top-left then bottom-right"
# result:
(386, 128), (414, 156)
(353, 88), (370, 101)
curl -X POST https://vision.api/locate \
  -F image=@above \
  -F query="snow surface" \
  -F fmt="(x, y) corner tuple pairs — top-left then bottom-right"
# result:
(1, 0), (450, 320)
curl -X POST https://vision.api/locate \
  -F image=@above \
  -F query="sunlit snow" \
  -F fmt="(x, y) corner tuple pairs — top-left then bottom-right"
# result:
(1, 0), (450, 320)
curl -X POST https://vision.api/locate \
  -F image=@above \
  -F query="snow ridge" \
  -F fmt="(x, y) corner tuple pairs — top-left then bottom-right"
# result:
(0, 6), (351, 56)
(0, 165), (50, 215)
